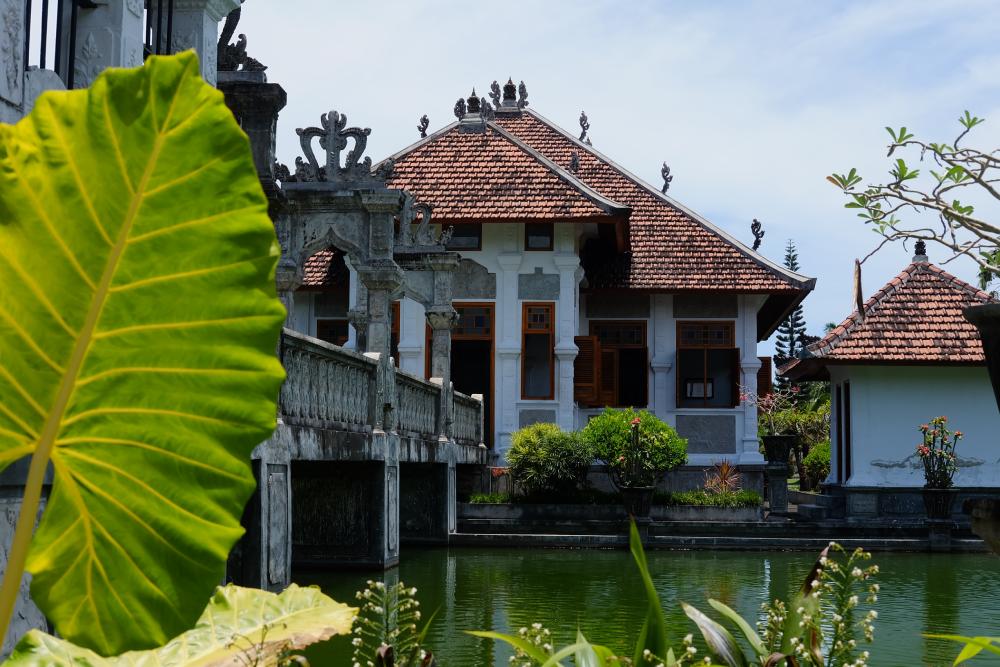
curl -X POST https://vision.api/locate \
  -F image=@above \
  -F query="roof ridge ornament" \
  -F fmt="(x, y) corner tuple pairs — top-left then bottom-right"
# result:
(660, 162), (673, 193)
(913, 239), (929, 263)
(569, 151), (580, 173)
(417, 114), (429, 138)
(517, 81), (529, 109)
(751, 218), (765, 251)
(467, 89), (481, 114)
(396, 193), (453, 251)
(285, 110), (393, 188)
(579, 110), (591, 145)
(502, 78), (517, 108)
(453, 97), (467, 120)
(489, 81), (502, 108)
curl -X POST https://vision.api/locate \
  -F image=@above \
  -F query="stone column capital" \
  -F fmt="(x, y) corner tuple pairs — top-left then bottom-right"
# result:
(425, 306), (460, 331)
(275, 259), (302, 293)
(356, 263), (404, 292)
(552, 252), (581, 270)
(172, 0), (240, 21)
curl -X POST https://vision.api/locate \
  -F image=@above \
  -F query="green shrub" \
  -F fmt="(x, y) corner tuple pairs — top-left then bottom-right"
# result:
(654, 490), (762, 508)
(468, 492), (511, 504)
(581, 408), (687, 487)
(506, 423), (593, 498)
(803, 441), (831, 486)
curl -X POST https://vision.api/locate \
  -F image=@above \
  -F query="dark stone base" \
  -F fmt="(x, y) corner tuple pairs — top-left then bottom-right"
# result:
(838, 486), (999, 522)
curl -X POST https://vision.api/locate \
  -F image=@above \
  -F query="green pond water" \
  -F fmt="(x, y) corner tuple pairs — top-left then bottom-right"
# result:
(296, 547), (1000, 666)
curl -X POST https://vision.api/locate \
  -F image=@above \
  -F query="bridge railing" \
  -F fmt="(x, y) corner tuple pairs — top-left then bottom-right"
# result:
(278, 329), (483, 446)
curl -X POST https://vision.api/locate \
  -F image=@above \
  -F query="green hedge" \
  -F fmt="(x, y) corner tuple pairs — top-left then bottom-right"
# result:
(507, 423), (593, 498)
(654, 490), (763, 508)
(803, 441), (831, 486)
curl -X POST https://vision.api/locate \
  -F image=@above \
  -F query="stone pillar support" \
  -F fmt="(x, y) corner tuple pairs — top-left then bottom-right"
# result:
(72, 0), (145, 88)
(496, 252), (522, 457)
(274, 252), (302, 331)
(553, 253), (581, 431)
(426, 306), (459, 441)
(740, 295), (767, 464)
(168, 0), (239, 84)
(217, 75), (287, 197)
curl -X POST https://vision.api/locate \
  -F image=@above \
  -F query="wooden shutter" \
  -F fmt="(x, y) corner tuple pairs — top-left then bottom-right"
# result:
(757, 356), (773, 396)
(599, 348), (618, 407)
(731, 348), (742, 408)
(573, 336), (600, 405)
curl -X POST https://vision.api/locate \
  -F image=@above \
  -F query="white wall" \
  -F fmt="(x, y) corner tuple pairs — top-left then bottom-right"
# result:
(832, 365), (1000, 487)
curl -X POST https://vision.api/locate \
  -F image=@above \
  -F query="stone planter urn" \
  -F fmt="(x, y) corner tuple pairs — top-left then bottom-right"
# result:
(963, 303), (1000, 412)
(923, 488), (958, 520)
(619, 486), (655, 518)
(761, 435), (797, 465)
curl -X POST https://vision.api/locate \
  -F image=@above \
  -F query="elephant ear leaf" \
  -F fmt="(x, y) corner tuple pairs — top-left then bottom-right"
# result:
(0, 52), (285, 655)
(6, 584), (355, 666)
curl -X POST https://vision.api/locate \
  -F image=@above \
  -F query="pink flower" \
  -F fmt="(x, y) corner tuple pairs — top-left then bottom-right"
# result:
(630, 417), (641, 426)
(954, 431), (963, 438)
(791, 385), (800, 393)
(618, 455), (626, 462)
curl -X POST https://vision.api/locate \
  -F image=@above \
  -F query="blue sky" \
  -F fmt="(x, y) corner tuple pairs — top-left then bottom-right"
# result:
(241, 0), (1000, 353)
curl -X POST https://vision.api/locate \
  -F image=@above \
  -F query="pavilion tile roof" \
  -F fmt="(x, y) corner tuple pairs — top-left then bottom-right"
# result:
(782, 261), (996, 377)
(301, 248), (348, 289)
(492, 110), (812, 293)
(385, 123), (626, 223)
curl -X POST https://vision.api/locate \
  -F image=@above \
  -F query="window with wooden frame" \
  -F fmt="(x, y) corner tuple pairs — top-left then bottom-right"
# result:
(446, 225), (482, 251)
(521, 303), (555, 399)
(574, 321), (648, 408)
(676, 321), (739, 408)
(524, 223), (554, 251)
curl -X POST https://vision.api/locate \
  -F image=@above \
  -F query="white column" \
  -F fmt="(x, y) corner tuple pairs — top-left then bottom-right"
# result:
(650, 294), (675, 424)
(397, 298), (425, 376)
(553, 253), (581, 431)
(739, 295), (767, 464)
(495, 252), (522, 459)
(169, 0), (239, 85)
(72, 0), (145, 89)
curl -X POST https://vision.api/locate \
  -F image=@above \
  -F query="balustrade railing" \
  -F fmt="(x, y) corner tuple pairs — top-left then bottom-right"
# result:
(453, 391), (483, 446)
(277, 329), (483, 446)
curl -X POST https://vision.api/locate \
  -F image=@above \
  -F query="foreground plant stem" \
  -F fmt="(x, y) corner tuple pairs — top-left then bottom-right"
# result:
(0, 449), (49, 641)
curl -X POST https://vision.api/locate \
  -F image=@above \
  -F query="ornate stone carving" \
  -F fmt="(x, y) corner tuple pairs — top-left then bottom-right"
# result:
(396, 194), (451, 251)
(73, 32), (102, 89)
(480, 98), (494, 122)
(660, 162), (673, 194)
(0, 0), (23, 103)
(489, 80), (502, 108)
(171, 29), (197, 57)
(126, 0), (142, 17)
(417, 114), (429, 138)
(217, 6), (266, 72)
(502, 78), (517, 107)
(283, 110), (390, 189)
(466, 89), (480, 114)
(453, 97), (466, 120)
(579, 110), (591, 145)
(751, 218), (764, 251)
(568, 151), (580, 173)
(517, 80), (528, 109)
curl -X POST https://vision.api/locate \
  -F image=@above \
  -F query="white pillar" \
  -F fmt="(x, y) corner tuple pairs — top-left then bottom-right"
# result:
(397, 298), (425, 376)
(553, 253), (581, 431)
(169, 0), (239, 85)
(495, 252), (522, 458)
(72, 0), (145, 89)
(650, 294), (675, 424)
(345, 260), (359, 350)
(739, 295), (766, 464)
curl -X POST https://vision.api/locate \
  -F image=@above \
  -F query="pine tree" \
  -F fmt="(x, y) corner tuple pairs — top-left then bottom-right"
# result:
(774, 239), (807, 391)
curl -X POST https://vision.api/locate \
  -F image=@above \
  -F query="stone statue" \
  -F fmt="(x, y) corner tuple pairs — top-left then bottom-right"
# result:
(579, 110), (591, 145)
(453, 97), (466, 120)
(660, 162), (673, 194)
(489, 80), (502, 108)
(517, 81), (529, 109)
(417, 114), (429, 138)
(751, 218), (765, 251)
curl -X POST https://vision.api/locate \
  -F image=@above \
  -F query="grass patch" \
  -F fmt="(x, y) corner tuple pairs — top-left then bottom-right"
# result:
(654, 490), (762, 508)
(468, 493), (511, 504)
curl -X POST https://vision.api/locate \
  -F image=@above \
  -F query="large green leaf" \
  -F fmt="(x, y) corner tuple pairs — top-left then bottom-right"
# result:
(5, 584), (356, 666)
(0, 52), (285, 653)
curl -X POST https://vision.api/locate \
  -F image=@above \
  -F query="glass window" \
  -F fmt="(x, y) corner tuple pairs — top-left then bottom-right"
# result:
(525, 223), (554, 251)
(446, 225), (482, 250)
(677, 321), (738, 408)
(522, 303), (554, 399)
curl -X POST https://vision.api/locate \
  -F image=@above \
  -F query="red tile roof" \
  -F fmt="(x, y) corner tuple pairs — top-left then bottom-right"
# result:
(385, 123), (626, 223)
(301, 248), (349, 289)
(783, 261), (996, 377)
(493, 110), (812, 293)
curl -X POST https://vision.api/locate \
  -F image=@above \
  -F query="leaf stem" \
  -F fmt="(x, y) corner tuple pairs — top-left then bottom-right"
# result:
(0, 448), (50, 640)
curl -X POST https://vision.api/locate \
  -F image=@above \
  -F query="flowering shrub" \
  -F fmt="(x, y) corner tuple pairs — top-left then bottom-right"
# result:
(917, 416), (961, 489)
(351, 580), (432, 667)
(581, 409), (686, 489)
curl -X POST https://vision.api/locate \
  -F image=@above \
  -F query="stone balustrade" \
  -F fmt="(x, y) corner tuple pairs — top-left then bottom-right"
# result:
(277, 328), (482, 446)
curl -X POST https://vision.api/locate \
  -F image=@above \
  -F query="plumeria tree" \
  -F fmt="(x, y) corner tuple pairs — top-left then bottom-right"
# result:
(828, 112), (999, 293)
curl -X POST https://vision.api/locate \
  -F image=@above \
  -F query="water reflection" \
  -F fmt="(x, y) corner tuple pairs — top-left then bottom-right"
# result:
(297, 548), (1000, 666)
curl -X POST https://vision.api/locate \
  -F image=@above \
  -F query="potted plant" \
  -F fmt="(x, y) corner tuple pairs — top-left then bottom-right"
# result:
(740, 385), (800, 465)
(581, 408), (687, 518)
(917, 416), (962, 519)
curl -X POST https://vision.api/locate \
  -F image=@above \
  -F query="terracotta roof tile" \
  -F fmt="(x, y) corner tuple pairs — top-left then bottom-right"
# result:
(493, 111), (811, 293)
(301, 248), (348, 289)
(796, 262), (996, 366)
(385, 124), (623, 223)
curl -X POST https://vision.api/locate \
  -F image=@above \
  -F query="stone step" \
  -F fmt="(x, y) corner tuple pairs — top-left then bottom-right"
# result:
(797, 503), (828, 521)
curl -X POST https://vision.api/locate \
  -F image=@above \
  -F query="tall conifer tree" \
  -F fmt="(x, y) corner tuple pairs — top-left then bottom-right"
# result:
(774, 239), (807, 391)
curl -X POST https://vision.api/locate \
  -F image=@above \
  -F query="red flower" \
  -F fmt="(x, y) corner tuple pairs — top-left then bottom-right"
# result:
(791, 385), (800, 393)
(954, 431), (963, 438)
(618, 455), (626, 462)
(630, 417), (641, 426)
(919, 424), (929, 432)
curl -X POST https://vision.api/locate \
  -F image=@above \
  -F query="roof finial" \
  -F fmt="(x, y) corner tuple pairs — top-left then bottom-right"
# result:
(502, 78), (517, 107)
(913, 239), (929, 262)
(453, 97), (466, 120)
(467, 89), (481, 114)
(751, 218), (765, 251)
(480, 98), (495, 122)
(660, 162), (673, 193)
(579, 110), (591, 145)
(417, 114), (429, 138)
(489, 80), (502, 108)
(517, 81), (529, 109)
(569, 151), (580, 173)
